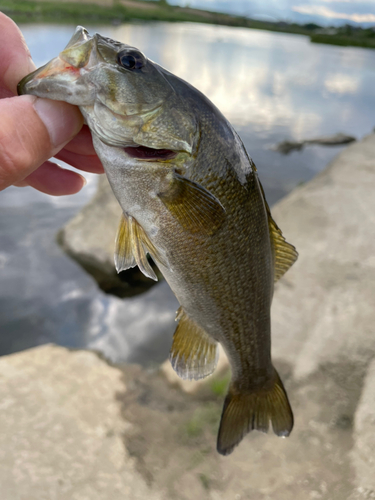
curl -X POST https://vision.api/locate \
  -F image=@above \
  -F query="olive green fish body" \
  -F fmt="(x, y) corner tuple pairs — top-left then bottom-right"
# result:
(18, 28), (297, 455)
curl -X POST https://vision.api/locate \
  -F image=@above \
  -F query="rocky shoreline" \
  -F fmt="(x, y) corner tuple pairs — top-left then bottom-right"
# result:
(1, 134), (374, 499)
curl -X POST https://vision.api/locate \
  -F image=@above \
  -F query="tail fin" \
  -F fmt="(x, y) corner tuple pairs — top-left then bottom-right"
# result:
(217, 370), (293, 456)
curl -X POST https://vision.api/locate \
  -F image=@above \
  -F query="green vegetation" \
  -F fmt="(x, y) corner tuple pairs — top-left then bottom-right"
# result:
(0, 0), (374, 50)
(198, 473), (211, 491)
(0, 0), (211, 24)
(183, 403), (219, 439)
(311, 25), (375, 49)
(311, 34), (375, 49)
(209, 371), (230, 397)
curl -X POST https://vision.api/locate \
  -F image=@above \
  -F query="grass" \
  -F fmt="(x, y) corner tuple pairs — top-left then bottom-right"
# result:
(198, 473), (211, 491)
(183, 403), (220, 439)
(1, 0), (374, 50)
(0, 0), (209, 24)
(1, 1), (312, 35)
(311, 33), (375, 49)
(209, 371), (230, 397)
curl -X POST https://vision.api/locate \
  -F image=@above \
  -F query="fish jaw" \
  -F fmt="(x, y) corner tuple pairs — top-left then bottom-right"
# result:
(18, 30), (96, 106)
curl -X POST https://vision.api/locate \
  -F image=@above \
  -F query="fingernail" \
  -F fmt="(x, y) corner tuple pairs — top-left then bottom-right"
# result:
(33, 98), (83, 149)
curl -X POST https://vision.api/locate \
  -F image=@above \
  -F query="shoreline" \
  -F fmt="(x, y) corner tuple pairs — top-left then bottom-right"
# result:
(1, 0), (374, 50)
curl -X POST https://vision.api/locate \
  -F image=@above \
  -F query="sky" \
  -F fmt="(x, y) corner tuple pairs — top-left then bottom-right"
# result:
(168, 0), (375, 27)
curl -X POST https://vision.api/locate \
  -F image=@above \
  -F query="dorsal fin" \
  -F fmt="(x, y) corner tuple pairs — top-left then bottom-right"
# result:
(258, 180), (298, 281)
(170, 307), (219, 380)
(114, 213), (168, 281)
(268, 214), (298, 281)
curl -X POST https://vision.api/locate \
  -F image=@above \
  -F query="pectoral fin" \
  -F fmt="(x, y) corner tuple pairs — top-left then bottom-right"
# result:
(170, 307), (219, 380)
(115, 213), (168, 281)
(158, 172), (225, 236)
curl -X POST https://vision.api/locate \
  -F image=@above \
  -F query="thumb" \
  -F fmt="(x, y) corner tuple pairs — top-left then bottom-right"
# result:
(0, 94), (83, 190)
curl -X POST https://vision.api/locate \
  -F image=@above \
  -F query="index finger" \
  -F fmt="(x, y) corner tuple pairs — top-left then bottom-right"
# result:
(0, 13), (36, 94)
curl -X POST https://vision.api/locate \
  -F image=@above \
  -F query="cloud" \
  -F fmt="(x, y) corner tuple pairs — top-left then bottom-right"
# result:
(320, 0), (374, 3)
(324, 73), (360, 94)
(292, 5), (375, 22)
(320, 0), (375, 3)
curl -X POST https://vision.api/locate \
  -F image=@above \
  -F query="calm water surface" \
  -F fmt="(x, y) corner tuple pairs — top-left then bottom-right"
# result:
(0, 22), (374, 362)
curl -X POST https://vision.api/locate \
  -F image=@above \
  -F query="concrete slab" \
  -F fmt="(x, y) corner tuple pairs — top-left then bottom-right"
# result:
(0, 344), (162, 500)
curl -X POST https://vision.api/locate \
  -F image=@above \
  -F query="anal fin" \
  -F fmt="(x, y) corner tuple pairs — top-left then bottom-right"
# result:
(170, 307), (219, 380)
(115, 213), (168, 281)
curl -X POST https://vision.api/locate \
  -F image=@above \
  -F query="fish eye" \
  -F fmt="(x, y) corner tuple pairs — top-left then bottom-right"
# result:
(117, 50), (144, 70)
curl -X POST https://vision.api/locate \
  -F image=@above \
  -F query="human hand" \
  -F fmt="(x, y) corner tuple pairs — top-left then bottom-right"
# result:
(0, 12), (104, 195)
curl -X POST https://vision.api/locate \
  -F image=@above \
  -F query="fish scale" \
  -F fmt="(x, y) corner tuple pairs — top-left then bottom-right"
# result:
(18, 26), (298, 456)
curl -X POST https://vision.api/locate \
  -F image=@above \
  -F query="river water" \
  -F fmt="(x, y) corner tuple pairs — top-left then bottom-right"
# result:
(0, 22), (374, 363)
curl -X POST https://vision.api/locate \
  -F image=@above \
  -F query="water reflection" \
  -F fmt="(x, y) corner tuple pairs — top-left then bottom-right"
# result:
(1, 22), (374, 363)
(21, 22), (375, 200)
(0, 184), (179, 362)
(108, 23), (375, 138)
(324, 73), (360, 95)
(23, 23), (375, 137)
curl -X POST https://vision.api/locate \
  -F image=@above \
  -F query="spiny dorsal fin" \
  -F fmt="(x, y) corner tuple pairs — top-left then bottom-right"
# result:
(114, 213), (168, 281)
(217, 369), (293, 456)
(169, 307), (219, 380)
(158, 172), (226, 236)
(258, 180), (298, 281)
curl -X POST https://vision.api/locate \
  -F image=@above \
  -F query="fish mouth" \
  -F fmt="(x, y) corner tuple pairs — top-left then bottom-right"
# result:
(17, 59), (82, 95)
(17, 26), (95, 105)
(124, 145), (178, 161)
(18, 26), (195, 157)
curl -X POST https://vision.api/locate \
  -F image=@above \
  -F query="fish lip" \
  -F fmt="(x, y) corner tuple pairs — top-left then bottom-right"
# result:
(64, 26), (91, 50)
(17, 57), (81, 94)
(18, 27), (195, 156)
(18, 27), (94, 97)
(17, 55), (95, 106)
(17, 64), (49, 96)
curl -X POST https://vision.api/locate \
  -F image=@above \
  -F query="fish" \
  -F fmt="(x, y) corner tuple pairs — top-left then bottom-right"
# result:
(18, 27), (298, 456)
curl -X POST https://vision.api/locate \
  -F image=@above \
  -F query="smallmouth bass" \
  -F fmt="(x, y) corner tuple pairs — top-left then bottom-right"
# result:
(18, 27), (298, 455)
